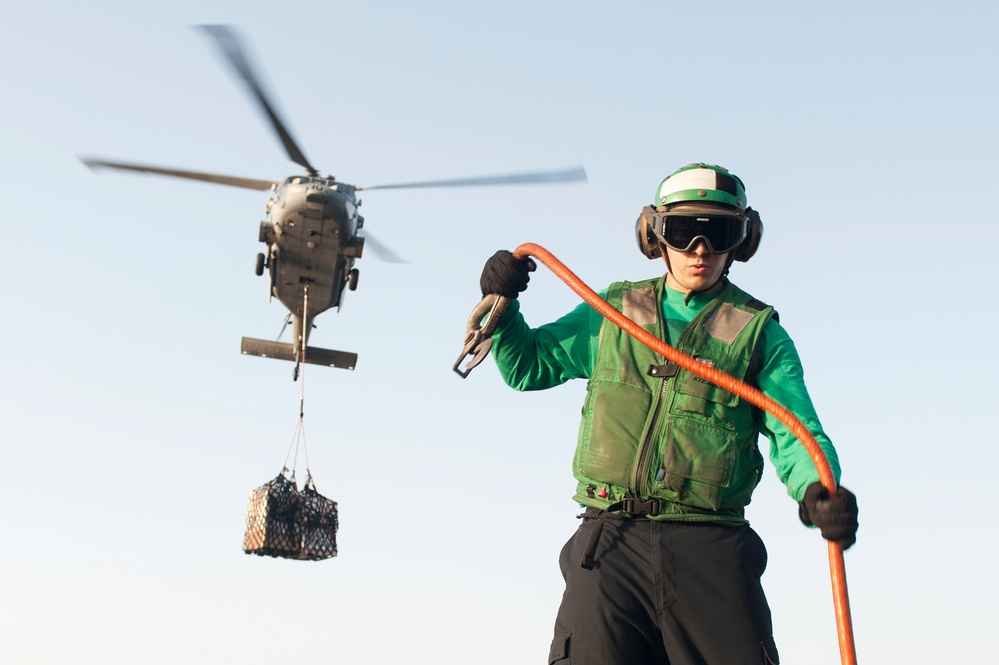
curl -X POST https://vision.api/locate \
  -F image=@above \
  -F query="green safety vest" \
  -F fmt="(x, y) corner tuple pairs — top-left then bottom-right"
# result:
(573, 277), (777, 523)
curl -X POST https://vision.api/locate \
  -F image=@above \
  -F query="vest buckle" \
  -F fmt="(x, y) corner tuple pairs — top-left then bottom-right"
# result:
(620, 497), (662, 516)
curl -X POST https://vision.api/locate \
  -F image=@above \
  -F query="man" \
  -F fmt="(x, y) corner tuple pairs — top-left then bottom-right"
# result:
(478, 163), (858, 665)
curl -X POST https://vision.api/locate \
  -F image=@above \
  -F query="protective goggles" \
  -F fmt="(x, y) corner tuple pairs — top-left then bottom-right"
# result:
(653, 212), (748, 254)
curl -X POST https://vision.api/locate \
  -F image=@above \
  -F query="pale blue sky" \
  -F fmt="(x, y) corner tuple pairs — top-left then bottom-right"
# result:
(3, 2), (998, 663)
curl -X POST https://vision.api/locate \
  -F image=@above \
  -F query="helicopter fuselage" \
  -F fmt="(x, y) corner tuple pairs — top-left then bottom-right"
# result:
(82, 25), (585, 379)
(258, 175), (364, 347)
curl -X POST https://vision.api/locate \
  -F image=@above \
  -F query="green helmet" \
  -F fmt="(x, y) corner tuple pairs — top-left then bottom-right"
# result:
(654, 163), (747, 211)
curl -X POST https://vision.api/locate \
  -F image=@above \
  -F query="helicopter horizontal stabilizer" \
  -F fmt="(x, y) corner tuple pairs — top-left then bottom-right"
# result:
(240, 337), (357, 370)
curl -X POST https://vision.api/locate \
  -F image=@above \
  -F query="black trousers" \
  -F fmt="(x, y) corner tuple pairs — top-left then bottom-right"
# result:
(549, 514), (780, 665)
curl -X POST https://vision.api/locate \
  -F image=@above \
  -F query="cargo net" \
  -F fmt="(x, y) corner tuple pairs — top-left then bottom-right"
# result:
(243, 470), (338, 560)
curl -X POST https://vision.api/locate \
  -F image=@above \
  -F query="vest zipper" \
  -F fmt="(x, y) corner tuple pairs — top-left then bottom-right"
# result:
(634, 376), (669, 495)
(634, 281), (676, 496)
(633, 285), (715, 496)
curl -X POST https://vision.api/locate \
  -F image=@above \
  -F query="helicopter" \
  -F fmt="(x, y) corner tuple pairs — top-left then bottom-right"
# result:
(82, 25), (586, 380)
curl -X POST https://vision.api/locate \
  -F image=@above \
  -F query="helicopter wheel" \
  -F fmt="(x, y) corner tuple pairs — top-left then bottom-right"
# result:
(255, 253), (266, 276)
(348, 268), (360, 291)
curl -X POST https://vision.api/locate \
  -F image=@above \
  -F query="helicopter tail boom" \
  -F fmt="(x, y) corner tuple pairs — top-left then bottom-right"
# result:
(240, 337), (357, 370)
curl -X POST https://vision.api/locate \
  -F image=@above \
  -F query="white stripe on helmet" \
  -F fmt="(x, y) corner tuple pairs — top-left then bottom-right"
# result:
(658, 169), (717, 202)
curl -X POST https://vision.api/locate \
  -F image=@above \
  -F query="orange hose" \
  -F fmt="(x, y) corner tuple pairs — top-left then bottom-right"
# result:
(513, 242), (857, 665)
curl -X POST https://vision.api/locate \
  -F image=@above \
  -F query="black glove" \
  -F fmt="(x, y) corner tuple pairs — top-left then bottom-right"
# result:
(798, 482), (859, 550)
(479, 250), (537, 299)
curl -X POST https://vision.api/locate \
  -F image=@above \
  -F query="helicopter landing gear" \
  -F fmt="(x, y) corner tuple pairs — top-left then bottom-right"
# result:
(255, 252), (266, 276)
(347, 268), (359, 291)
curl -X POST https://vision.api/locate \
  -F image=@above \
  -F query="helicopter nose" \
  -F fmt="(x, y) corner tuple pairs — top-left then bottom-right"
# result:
(295, 187), (349, 237)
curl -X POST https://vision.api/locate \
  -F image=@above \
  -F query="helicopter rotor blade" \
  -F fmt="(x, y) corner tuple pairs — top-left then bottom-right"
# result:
(360, 231), (408, 264)
(81, 157), (276, 191)
(196, 24), (319, 177)
(354, 165), (587, 191)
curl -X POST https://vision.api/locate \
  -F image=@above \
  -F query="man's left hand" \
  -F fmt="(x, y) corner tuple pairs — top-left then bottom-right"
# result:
(798, 482), (859, 550)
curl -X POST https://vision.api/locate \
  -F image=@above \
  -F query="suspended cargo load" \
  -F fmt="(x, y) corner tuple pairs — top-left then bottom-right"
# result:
(243, 472), (302, 558)
(298, 477), (339, 560)
(243, 470), (338, 561)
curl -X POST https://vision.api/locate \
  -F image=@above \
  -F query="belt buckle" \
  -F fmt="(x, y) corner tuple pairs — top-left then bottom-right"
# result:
(623, 497), (661, 516)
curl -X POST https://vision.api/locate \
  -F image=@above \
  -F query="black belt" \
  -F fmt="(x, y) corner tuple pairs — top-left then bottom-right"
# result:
(579, 498), (663, 570)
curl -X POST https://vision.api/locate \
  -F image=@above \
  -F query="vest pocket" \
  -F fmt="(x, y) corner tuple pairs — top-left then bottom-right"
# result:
(658, 417), (738, 510)
(576, 382), (650, 488)
(674, 370), (738, 414)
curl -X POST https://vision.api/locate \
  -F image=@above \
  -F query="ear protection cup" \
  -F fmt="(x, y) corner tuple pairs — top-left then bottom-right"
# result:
(635, 205), (662, 259)
(733, 206), (763, 262)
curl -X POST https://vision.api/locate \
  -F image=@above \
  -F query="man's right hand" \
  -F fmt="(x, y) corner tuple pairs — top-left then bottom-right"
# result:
(479, 250), (537, 299)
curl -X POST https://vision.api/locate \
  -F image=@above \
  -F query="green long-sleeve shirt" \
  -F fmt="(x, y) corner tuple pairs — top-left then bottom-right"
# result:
(491, 282), (841, 503)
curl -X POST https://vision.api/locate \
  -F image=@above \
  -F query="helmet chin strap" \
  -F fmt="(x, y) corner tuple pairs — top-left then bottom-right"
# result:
(660, 242), (735, 304)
